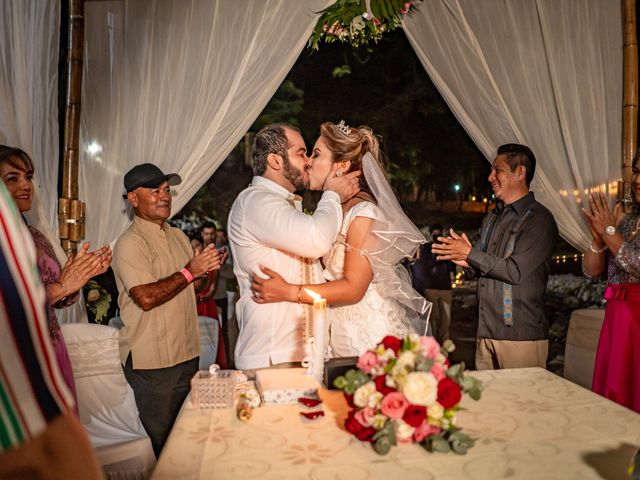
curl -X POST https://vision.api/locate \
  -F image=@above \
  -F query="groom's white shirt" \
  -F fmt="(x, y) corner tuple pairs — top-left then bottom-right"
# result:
(228, 176), (342, 369)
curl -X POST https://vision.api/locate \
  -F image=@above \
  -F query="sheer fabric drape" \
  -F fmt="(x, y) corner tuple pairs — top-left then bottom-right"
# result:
(80, 0), (329, 246)
(0, 0), (63, 257)
(404, 0), (622, 250)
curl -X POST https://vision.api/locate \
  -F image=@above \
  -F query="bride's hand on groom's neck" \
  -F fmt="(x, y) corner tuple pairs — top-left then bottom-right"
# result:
(323, 163), (361, 203)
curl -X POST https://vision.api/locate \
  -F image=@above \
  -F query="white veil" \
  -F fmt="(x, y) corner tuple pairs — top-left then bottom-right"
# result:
(361, 152), (432, 334)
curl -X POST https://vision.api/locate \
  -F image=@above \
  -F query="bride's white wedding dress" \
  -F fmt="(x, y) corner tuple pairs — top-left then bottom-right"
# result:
(325, 201), (421, 357)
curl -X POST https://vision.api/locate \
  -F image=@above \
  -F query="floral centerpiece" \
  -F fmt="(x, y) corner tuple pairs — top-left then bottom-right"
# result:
(334, 334), (482, 455)
(309, 0), (423, 50)
(83, 279), (112, 324)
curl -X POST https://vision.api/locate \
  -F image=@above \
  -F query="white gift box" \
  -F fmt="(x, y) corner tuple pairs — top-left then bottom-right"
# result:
(255, 368), (320, 405)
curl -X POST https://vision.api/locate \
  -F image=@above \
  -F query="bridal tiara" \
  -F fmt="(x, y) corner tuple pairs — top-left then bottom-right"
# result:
(337, 120), (351, 135)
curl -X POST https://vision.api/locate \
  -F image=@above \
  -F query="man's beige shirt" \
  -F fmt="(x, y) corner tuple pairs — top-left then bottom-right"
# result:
(113, 215), (199, 369)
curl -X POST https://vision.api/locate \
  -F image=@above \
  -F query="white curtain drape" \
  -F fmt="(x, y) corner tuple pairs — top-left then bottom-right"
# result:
(404, 0), (622, 250)
(0, 0), (62, 254)
(80, 0), (329, 247)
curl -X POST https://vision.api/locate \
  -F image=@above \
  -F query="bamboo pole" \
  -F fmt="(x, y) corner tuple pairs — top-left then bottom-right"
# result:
(59, 0), (85, 255)
(622, 0), (638, 177)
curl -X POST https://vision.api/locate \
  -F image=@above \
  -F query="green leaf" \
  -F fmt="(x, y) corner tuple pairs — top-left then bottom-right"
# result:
(449, 431), (475, 455)
(415, 358), (434, 372)
(332, 64), (352, 78)
(93, 293), (112, 323)
(430, 435), (452, 453)
(442, 339), (456, 353)
(446, 364), (462, 379)
(333, 376), (347, 389)
(373, 421), (396, 444)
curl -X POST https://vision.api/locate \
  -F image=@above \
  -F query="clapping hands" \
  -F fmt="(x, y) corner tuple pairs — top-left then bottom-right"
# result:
(581, 192), (623, 243)
(431, 228), (472, 268)
(187, 244), (227, 277)
(59, 242), (113, 295)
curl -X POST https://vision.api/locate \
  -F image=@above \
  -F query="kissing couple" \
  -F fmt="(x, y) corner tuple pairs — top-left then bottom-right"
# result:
(228, 121), (431, 371)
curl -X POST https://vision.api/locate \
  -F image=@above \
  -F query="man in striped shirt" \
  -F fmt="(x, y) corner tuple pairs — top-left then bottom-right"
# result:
(0, 181), (101, 479)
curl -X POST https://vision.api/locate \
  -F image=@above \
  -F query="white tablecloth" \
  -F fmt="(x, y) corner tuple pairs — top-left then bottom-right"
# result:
(152, 368), (640, 479)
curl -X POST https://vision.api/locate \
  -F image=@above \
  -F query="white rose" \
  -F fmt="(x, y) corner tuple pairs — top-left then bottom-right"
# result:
(367, 391), (383, 408)
(353, 382), (377, 408)
(428, 402), (444, 421)
(392, 350), (416, 377)
(395, 419), (415, 441)
(399, 371), (438, 407)
(87, 289), (100, 303)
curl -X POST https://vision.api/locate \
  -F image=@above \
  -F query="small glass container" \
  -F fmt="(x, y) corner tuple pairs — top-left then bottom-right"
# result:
(190, 369), (235, 409)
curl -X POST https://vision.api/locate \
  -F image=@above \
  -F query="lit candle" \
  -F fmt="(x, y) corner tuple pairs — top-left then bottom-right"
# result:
(305, 288), (327, 383)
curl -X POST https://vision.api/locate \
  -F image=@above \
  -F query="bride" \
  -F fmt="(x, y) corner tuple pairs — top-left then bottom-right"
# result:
(251, 121), (431, 356)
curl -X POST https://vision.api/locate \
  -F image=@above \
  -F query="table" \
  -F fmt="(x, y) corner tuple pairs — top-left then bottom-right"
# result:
(152, 368), (640, 479)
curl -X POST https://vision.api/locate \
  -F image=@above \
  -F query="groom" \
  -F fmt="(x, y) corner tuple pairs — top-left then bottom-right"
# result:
(228, 123), (360, 370)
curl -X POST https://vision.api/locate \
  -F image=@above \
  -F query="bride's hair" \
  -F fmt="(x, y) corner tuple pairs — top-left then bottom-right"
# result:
(319, 122), (385, 203)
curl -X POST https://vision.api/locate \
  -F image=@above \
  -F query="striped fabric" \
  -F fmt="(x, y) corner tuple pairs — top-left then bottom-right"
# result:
(0, 183), (74, 453)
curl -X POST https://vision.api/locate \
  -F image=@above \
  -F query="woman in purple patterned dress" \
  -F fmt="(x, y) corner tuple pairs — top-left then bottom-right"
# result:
(582, 154), (640, 413)
(0, 146), (112, 402)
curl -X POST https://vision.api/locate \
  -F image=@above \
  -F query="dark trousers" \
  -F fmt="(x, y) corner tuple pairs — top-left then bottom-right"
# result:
(216, 296), (233, 367)
(123, 354), (199, 457)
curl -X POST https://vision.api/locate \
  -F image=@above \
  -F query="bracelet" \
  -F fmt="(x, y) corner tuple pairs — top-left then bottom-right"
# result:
(180, 267), (194, 284)
(588, 242), (607, 254)
(297, 285), (303, 304)
(59, 282), (69, 300)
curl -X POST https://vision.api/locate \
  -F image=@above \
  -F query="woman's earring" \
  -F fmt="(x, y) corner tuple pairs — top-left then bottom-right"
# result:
(336, 171), (343, 177)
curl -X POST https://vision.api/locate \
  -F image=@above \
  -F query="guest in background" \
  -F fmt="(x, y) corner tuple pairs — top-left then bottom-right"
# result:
(0, 180), (102, 480)
(190, 234), (226, 368)
(113, 163), (225, 455)
(433, 144), (558, 370)
(582, 153), (640, 413)
(410, 223), (454, 344)
(0, 145), (112, 400)
(213, 226), (237, 367)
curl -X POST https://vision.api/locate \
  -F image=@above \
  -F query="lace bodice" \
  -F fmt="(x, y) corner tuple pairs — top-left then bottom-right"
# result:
(325, 202), (413, 356)
(609, 213), (640, 284)
(322, 201), (381, 282)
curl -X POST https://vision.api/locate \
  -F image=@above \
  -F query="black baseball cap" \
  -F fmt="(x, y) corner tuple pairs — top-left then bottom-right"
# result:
(122, 163), (181, 198)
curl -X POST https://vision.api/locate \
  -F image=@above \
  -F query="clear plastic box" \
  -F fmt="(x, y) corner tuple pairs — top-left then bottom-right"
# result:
(190, 370), (235, 408)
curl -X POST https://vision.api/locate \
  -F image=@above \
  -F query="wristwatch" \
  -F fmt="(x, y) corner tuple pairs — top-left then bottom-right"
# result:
(604, 225), (616, 236)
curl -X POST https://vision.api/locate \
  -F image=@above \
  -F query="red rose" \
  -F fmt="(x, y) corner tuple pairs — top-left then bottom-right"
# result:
(375, 375), (396, 395)
(402, 404), (427, 428)
(437, 378), (462, 409)
(344, 410), (376, 442)
(344, 393), (355, 408)
(380, 335), (402, 354)
(355, 427), (376, 442)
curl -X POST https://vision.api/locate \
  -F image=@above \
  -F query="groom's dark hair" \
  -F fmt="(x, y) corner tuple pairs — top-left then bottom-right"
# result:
(251, 124), (300, 176)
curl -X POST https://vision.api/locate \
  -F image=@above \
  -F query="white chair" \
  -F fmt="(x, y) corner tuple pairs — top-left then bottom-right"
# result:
(198, 315), (219, 370)
(61, 323), (156, 479)
(564, 308), (605, 389)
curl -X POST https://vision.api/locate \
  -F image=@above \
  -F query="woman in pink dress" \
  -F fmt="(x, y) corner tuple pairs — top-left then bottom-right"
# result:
(0, 145), (112, 403)
(582, 154), (640, 413)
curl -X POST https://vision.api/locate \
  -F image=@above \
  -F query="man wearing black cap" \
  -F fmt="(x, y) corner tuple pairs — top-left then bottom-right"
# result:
(113, 163), (225, 456)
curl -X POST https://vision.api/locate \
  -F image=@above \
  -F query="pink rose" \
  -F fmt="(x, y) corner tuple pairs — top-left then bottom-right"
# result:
(354, 407), (376, 427)
(419, 336), (441, 359)
(430, 362), (446, 381)
(357, 351), (380, 374)
(380, 392), (409, 419)
(413, 420), (441, 442)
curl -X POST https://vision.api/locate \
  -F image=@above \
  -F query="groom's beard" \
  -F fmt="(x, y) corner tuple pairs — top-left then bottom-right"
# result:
(283, 157), (308, 191)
